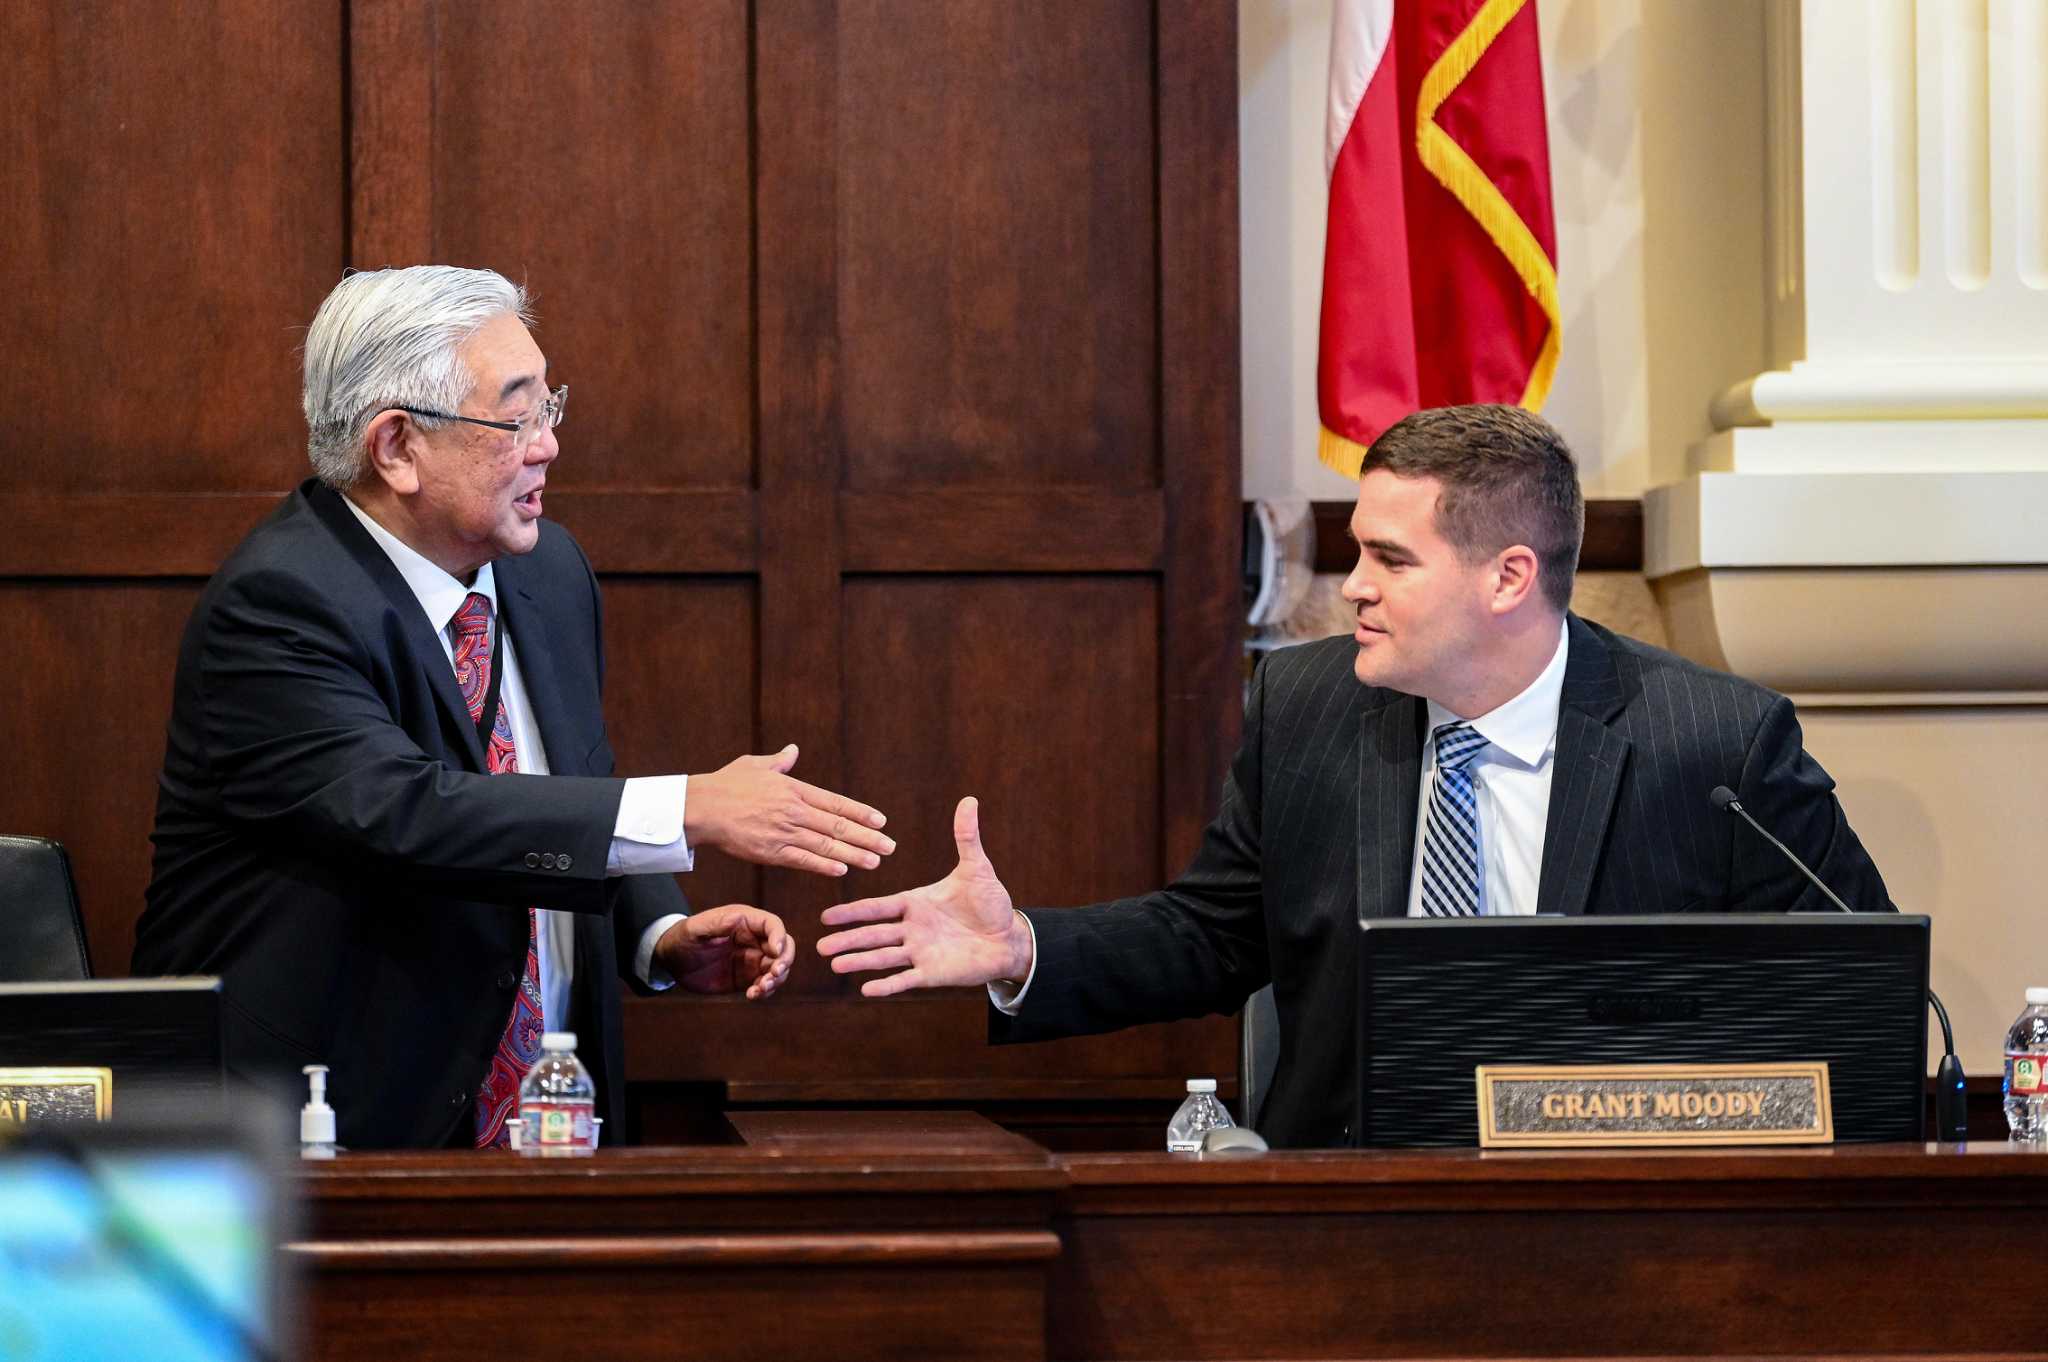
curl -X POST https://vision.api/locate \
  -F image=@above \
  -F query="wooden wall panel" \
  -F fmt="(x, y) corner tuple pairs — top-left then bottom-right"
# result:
(836, 1), (1159, 488)
(599, 577), (761, 916)
(426, 0), (755, 490)
(0, 583), (203, 975)
(0, 0), (343, 494)
(838, 576), (1162, 910)
(625, 573), (1237, 1099)
(7, 0), (1244, 1131)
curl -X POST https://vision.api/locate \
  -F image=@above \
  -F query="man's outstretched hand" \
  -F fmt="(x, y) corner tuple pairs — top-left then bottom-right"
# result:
(686, 745), (895, 877)
(816, 797), (1033, 997)
(654, 904), (795, 1001)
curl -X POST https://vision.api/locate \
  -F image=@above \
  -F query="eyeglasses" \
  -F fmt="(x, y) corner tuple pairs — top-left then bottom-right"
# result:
(389, 384), (568, 446)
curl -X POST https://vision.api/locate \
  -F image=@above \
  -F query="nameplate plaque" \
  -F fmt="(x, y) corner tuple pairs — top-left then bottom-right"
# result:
(0, 1068), (113, 1128)
(1475, 1062), (1832, 1148)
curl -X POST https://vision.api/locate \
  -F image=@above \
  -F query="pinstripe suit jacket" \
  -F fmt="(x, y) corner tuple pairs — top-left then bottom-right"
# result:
(991, 615), (1893, 1148)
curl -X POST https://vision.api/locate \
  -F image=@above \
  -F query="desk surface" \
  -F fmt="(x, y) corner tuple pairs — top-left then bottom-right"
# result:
(291, 1118), (2048, 1362)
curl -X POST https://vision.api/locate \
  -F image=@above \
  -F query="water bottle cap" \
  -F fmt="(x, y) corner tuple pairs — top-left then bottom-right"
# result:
(542, 1031), (578, 1052)
(2027, 988), (2048, 1005)
(1186, 1078), (1217, 1094)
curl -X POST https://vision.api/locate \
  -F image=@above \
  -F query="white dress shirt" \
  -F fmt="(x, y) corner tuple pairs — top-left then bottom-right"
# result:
(1405, 619), (1570, 916)
(341, 497), (690, 1026)
(995, 619), (1574, 1012)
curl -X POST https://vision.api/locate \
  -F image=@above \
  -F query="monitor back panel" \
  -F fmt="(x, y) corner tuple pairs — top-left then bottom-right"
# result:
(1357, 916), (1930, 1147)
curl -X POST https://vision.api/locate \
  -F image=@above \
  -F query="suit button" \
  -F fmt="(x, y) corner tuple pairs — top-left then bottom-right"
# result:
(540, 853), (558, 869)
(452, 1090), (467, 1108)
(557, 853), (573, 872)
(524, 852), (541, 868)
(495, 970), (516, 990)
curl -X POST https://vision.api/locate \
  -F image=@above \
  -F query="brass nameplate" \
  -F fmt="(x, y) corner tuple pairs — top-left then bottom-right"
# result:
(1476, 1062), (1832, 1148)
(0, 1067), (113, 1128)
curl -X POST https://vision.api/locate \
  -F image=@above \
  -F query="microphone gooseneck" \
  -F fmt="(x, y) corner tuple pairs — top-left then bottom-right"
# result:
(1709, 785), (1969, 1142)
(1708, 786), (1854, 914)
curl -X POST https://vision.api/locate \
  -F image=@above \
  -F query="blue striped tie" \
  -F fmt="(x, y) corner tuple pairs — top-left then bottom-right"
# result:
(1420, 723), (1489, 917)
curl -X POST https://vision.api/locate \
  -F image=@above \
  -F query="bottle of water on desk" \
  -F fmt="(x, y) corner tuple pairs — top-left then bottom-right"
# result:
(2004, 988), (2048, 1145)
(519, 1031), (598, 1157)
(1167, 1078), (1233, 1152)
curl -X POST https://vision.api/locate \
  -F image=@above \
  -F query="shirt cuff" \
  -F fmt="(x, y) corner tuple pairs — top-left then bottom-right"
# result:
(986, 911), (1039, 1016)
(608, 774), (693, 875)
(635, 913), (692, 989)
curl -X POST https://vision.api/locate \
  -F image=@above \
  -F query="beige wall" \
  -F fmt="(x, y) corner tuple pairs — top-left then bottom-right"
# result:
(1801, 707), (2048, 1073)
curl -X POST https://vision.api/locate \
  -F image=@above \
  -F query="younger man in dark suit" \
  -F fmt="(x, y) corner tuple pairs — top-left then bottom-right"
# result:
(816, 404), (1892, 1148)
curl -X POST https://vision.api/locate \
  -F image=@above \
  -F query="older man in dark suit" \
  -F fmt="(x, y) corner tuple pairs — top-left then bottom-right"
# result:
(816, 404), (1892, 1149)
(135, 266), (895, 1149)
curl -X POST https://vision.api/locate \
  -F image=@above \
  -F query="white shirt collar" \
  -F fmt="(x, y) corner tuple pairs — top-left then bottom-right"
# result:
(1425, 617), (1571, 770)
(339, 493), (498, 637)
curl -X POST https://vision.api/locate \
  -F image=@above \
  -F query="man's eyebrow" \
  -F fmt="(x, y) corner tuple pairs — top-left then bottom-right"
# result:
(1360, 536), (1415, 559)
(499, 373), (540, 404)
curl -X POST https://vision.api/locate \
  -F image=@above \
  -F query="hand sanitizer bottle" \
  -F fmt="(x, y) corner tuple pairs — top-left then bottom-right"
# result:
(300, 1064), (338, 1159)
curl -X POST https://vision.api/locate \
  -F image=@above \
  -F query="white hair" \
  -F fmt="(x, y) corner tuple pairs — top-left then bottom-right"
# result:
(302, 266), (533, 488)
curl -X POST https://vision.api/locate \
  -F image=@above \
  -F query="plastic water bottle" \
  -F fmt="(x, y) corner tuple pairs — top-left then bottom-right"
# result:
(1166, 1078), (1234, 1152)
(518, 1032), (598, 1157)
(2004, 988), (2048, 1145)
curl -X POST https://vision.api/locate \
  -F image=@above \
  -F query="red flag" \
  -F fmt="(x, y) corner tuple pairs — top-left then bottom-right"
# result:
(1318, 0), (1561, 476)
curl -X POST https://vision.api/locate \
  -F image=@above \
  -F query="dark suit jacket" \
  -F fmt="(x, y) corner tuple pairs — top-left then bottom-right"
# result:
(134, 480), (686, 1148)
(993, 615), (1893, 1149)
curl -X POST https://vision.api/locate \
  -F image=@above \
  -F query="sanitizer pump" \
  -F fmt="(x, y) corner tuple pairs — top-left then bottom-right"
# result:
(300, 1064), (338, 1159)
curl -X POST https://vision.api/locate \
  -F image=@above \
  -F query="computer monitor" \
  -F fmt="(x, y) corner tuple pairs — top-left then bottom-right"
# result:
(1354, 914), (1930, 1147)
(0, 1106), (294, 1362)
(0, 978), (226, 1125)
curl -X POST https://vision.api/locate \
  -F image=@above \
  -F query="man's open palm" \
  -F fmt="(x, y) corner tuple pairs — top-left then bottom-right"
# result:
(816, 797), (1031, 997)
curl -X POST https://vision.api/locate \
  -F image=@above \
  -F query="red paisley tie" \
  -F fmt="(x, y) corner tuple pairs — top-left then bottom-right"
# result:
(451, 591), (544, 1148)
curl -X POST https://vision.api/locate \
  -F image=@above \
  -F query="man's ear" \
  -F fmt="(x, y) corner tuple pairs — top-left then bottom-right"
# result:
(1490, 544), (1542, 615)
(361, 410), (422, 496)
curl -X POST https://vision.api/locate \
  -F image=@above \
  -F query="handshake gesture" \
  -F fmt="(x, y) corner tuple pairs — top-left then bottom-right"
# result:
(673, 754), (1032, 999)
(816, 797), (1034, 995)
(661, 743), (899, 1002)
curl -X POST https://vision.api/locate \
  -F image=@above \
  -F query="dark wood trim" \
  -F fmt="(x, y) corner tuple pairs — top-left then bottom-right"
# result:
(840, 489), (1163, 573)
(725, 1077), (1232, 1104)
(1579, 497), (1647, 573)
(0, 494), (1644, 581)
(0, 494), (289, 577)
(547, 491), (758, 573)
(1156, 1), (1244, 876)
(0, 490), (759, 577)
(1307, 497), (1645, 575)
(347, 0), (435, 267)
(751, 0), (849, 941)
(289, 1231), (1062, 1270)
(289, 1122), (2048, 1362)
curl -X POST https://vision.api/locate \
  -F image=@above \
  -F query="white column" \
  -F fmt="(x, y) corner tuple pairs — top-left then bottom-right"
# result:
(1645, 0), (2048, 702)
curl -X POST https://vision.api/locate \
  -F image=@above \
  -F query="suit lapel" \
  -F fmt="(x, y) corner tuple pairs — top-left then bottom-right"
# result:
(308, 484), (490, 773)
(1357, 695), (1425, 919)
(494, 566), (582, 775)
(1536, 617), (1631, 917)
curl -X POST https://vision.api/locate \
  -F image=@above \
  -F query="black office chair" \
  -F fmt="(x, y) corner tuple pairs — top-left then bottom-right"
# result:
(1238, 982), (1280, 1130)
(0, 835), (93, 981)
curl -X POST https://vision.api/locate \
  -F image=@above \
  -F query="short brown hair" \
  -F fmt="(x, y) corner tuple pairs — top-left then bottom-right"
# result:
(1361, 404), (1584, 613)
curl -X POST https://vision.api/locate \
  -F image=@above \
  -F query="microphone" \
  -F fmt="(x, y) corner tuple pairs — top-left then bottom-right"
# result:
(1709, 785), (1969, 1142)
(1710, 786), (1855, 913)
